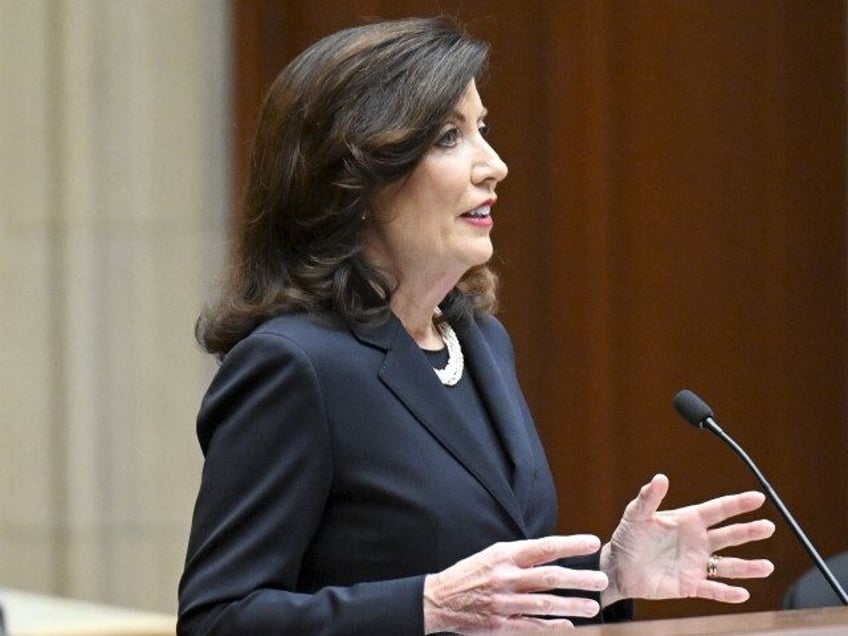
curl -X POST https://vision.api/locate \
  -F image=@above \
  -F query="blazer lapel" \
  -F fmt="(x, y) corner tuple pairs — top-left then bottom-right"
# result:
(353, 315), (528, 536)
(456, 319), (537, 509)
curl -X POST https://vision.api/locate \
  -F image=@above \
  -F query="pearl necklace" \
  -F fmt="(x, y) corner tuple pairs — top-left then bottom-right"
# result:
(433, 320), (464, 386)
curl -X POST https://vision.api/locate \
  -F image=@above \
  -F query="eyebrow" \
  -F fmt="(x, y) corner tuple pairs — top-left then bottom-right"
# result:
(452, 106), (488, 122)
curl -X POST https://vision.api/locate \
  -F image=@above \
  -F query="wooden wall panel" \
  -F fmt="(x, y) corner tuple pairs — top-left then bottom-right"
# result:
(233, 0), (847, 620)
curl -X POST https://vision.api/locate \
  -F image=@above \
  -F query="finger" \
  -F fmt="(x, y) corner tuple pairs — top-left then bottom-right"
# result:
(708, 519), (776, 551)
(696, 491), (767, 528)
(497, 616), (576, 634)
(490, 592), (600, 620)
(511, 565), (608, 593)
(694, 579), (752, 603)
(708, 556), (775, 580)
(509, 535), (601, 568)
(622, 473), (669, 521)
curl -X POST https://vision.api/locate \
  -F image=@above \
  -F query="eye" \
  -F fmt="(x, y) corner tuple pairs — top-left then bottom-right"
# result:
(435, 126), (460, 148)
(478, 122), (491, 138)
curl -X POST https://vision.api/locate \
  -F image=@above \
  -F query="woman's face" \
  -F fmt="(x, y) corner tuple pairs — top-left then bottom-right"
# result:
(366, 79), (508, 291)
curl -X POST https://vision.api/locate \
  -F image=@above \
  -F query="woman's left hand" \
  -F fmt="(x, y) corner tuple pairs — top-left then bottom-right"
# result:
(601, 474), (775, 606)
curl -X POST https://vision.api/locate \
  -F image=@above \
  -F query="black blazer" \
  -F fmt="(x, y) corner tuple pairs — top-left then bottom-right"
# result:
(178, 312), (618, 634)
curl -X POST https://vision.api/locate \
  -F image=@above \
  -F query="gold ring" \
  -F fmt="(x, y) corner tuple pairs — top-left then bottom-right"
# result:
(706, 554), (722, 579)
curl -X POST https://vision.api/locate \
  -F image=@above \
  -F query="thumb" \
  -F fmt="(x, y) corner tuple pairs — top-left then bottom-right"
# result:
(624, 473), (669, 521)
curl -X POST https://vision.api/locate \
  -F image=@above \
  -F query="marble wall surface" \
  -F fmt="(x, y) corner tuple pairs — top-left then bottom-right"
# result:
(0, 0), (230, 612)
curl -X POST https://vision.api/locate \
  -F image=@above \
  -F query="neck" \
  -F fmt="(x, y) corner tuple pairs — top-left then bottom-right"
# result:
(390, 291), (445, 349)
(361, 249), (464, 347)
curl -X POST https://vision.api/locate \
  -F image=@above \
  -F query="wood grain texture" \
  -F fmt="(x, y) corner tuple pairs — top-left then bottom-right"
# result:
(232, 0), (847, 619)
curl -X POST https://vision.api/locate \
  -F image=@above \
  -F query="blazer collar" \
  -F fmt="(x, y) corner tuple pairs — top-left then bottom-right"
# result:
(353, 313), (530, 536)
(350, 313), (400, 351)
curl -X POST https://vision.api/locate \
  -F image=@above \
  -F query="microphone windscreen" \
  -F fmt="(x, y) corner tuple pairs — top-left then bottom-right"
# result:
(673, 389), (714, 427)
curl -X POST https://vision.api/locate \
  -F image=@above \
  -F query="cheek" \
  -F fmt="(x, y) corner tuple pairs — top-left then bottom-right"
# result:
(408, 156), (467, 209)
(378, 158), (468, 249)
(393, 195), (450, 245)
(376, 212), (432, 256)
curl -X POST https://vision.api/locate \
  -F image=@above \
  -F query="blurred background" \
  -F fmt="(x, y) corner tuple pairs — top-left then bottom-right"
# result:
(1, 0), (845, 622)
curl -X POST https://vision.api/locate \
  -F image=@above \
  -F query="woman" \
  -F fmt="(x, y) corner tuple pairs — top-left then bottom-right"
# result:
(178, 17), (774, 634)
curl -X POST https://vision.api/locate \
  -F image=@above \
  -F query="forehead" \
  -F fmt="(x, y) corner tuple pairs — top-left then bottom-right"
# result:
(452, 79), (487, 119)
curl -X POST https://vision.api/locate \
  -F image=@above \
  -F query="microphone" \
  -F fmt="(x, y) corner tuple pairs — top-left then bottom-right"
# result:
(673, 388), (848, 606)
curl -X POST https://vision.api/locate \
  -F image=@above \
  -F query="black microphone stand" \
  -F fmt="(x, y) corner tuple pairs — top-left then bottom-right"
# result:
(702, 415), (848, 606)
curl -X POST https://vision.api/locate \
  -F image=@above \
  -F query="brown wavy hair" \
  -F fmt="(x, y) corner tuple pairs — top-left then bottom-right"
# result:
(198, 17), (498, 357)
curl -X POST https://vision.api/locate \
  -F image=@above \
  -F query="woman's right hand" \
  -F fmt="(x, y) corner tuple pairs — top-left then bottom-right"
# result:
(423, 534), (608, 634)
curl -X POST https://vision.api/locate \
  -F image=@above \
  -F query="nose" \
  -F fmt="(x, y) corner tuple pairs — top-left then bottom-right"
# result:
(472, 137), (508, 186)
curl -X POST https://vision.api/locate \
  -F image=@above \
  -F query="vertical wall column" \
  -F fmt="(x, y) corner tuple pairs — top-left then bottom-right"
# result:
(0, 0), (59, 595)
(0, 0), (230, 612)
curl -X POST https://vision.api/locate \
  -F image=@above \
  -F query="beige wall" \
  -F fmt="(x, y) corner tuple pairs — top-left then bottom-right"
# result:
(0, 0), (230, 613)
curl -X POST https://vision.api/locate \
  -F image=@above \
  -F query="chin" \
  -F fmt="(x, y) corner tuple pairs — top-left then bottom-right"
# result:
(450, 240), (493, 272)
(466, 239), (494, 267)
(459, 249), (491, 267)
(471, 242), (494, 265)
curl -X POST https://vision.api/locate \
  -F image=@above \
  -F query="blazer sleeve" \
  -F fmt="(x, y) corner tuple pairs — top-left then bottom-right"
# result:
(177, 332), (426, 635)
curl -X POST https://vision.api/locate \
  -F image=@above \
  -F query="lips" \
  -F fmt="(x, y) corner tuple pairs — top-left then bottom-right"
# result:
(461, 205), (491, 219)
(461, 198), (495, 219)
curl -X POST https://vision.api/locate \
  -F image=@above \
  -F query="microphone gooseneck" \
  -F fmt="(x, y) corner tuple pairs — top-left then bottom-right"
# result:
(673, 389), (848, 606)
